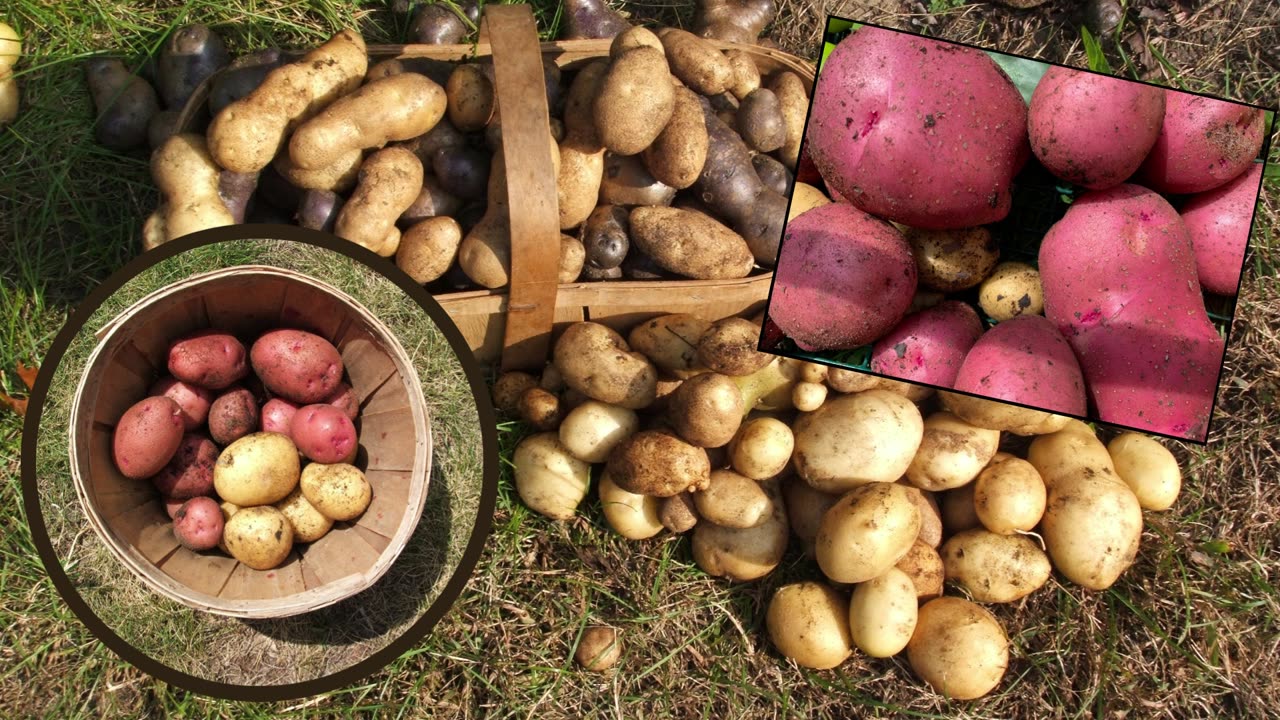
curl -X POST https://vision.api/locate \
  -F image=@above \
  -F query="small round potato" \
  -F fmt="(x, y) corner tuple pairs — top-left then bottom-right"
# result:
(728, 417), (793, 480)
(905, 412), (1001, 492)
(668, 372), (744, 448)
(275, 486), (334, 543)
(558, 400), (639, 464)
(599, 470), (664, 540)
(791, 381), (827, 412)
(793, 390), (924, 493)
(908, 597), (1009, 700)
(849, 568), (918, 658)
(692, 482), (788, 581)
(576, 625), (622, 672)
(606, 430), (711, 497)
(694, 469), (771, 529)
(299, 462), (372, 521)
(1107, 433), (1182, 511)
(906, 226), (1000, 292)
(895, 540), (944, 600)
(518, 386), (563, 431)
(941, 529), (1053, 603)
(815, 483), (920, 584)
(213, 432), (301, 507)
(223, 506), (294, 571)
(974, 454), (1047, 534)
(172, 496), (224, 551)
(659, 492), (700, 533)
(766, 581), (852, 670)
(513, 432), (591, 520)
(492, 371), (538, 416)
(979, 261), (1044, 321)
(696, 317), (772, 376)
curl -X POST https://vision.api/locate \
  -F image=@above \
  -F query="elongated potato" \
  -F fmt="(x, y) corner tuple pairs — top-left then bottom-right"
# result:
(1107, 433), (1182, 511)
(768, 71), (807, 169)
(659, 28), (732, 96)
(558, 136), (606, 229)
(816, 483), (920, 584)
(607, 430), (711, 497)
(594, 46), (675, 155)
(335, 147), (423, 256)
(642, 85), (709, 190)
(513, 432), (591, 520)
(208, 29), (367, 173)
(941, 529), (1052, 603)
(151, 133), (235, 243)
(793, 390), (923, 493)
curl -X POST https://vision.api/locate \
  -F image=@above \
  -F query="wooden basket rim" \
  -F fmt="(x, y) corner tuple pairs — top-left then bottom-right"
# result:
(69, 265), (433, 618)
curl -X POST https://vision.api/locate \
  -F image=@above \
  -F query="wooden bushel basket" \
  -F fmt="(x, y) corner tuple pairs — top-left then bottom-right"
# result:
(426, 7), (818, 369)
(69, 266), (432, 618)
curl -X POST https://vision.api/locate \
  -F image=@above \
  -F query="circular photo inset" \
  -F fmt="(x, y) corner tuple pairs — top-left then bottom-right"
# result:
(23, 228), (496, 699)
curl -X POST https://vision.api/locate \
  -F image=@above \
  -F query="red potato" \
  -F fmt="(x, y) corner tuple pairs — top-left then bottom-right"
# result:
(1027, 66), (1165, 190)
(951, 315), (1087, 417)
(163, 496), (186, 519)
(250, 328), (345, 404)
(149, 376), (213, 431)
(112, 396), (186, 479)
(260, 397), (300, 434)
(1137, 92), (1266, 195)
(290, 403), (358, 463)
(1180, 162), (1263, 297)
(1040, 184), (1224, 439)
(768, 202), (917, 351)
(806, 27), (1028, 229)
(151, 433), (218, 499)
(167, 329), (249, 390)
(869, 301), (984, 388)
(208, 386), (259, 445)
(322, 382), (360, 420)
(172, 496), (224, 551)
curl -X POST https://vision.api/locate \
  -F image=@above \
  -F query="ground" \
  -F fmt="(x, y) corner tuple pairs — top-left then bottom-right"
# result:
(0, 0), (1277, 717)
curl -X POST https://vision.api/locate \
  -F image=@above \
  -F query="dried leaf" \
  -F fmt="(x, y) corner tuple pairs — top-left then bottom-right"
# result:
(17, 361), (38, 390)
(0, 392), (26, 417)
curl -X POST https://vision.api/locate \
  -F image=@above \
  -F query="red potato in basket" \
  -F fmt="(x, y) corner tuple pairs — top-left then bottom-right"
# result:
(149, 376), (213, 431)
(249, 328), (345, 404)
(291, 403), (358, 464)
(805, 27), (1028, 229)
(167, 329), (249, 390)
(151, 433), (218, 499)
(1040, 184), (1225, 440)
(1180, 162), (1263, 297)
(112, 396), (185, 479)
(260, 397), (300, 434)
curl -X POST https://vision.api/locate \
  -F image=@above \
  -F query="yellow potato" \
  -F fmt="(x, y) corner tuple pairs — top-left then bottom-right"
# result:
(815, 483), (920, 584)
(895, 540), (944, 600)
(905, 412), (1001, 491)
(513, 432), (591, 520)
(334, 146), (423, 256)
(974, 454), (1047, 534)
(692, 482), (788, 581)
(766, 581), (852, 670)
(558, 400), (639, 464)
(694, 469), (771, 529)
(788, 183), (831, 222)
(940, 529), (1052, 603)
(213, 432), (300, 507)
(793, 390), (923, 493)
(908, 598), (1009, 700)
(979, 261), (1044, 321)
(275, 486), (333, 543)
(223, 506), (294, 571)
(594, 46), (675, 155)
(299, 463), (372, 521)
(1107, 433), (1182, 511)
(599, 470), (664, 540)
(396, 216), (463, 284)
(728, 417), (793, 480)
(848, 568), (917, 658)
(151, 133), (235, 243)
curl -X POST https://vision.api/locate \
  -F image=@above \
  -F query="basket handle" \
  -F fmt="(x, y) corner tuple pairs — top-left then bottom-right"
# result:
(483, 5), (561, 372)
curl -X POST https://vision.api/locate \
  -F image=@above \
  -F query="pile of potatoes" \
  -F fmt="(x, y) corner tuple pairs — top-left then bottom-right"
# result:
(770, 25), (1266, 441)
(500, 313), (1184, 698)
(110, 327), (373, 571)
(104, 19), (807, 290)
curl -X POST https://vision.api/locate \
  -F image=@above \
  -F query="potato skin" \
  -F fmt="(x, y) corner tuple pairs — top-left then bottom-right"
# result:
(213, 432), (302, 507)
(694, 469), (771, 529)
(793, 390), (923, 493)
(157, 24), (230, 110)
(397, 216), (463, 284)
(85, 58), (161, 151)
(736, 88), (786, 153)
(223, 506), (294, 570)
(208, 386), (260, 446)
(151, 135), (238, 243)
(1138, 91), (1266, 195)
(606, 430), (711, 497)
(290, 404), (358, 464)
(172, 496), (225, 551)
(1107, 433), (1181, 511)
(167, 329), (248, 390)
(940, 529), (1052, 603)
(1180, 162), (1261, 297)
(260, 397), (300, 435)
(766, 581), (852, 670)
(553, 323), (657, 410)
(849, 568), (918, 658)
(299, 462), (371, 521)
(642, 86), (708, 190)
(697, 317), (772, 377)
(513, 432), (592, 520)
(275, 486), (333, 543)
(598, 470), (664, 540)
(594, 46), (675, 155)
(692, 480), (788, 581)
(978, 261), (1044, 321)
(1042, 471), (1143, 590)
(250, 328), (344, 404)
(908, 598), (1009, 700)
(336, 146), (425, 256)
(904, 411), (1000, 492)
(950, 314), (1087, 418)
(668, 373), (744, 448)
(629, 206), (754, 280)
(815, 482), (920, 584)
(149, 376), (213, 431)
(113, 396), (185, 480)
(151, 433), (217, 498)
(869, 301), (984, 389)
(659, 28), (733, 96)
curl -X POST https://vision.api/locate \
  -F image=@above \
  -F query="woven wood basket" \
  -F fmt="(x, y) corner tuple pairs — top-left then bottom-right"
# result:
(69, 265), (432, 618)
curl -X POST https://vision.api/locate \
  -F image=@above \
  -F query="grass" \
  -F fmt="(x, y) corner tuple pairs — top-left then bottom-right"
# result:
(3, 0), (1280, 717)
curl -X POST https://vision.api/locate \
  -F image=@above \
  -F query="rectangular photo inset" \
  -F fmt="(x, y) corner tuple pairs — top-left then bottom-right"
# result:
(760, 17), (1276, 443)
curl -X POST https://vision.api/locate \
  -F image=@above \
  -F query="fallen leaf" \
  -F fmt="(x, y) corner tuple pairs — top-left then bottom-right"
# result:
(0, 393), (25, 417)
(17, 361), (37, 390)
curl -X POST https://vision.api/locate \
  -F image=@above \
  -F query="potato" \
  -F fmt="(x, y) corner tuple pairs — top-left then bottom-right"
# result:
(299, 462), (371, 521)
(658, 28), (732, 96)
(825, 368), (879, 394)
(628, 207), (754, 281)
(491, 372), (538, 417)
(290, 72), (446, 170)
(978, 261), (1044, 321)
(667, 373), (744, 448)
(558, 400), (639, 464)
(736, 88), (786, 153)
(849, 568), (918, 658)
(335, 146), (424, 256)
(166, 330), (247, 390)
(208, 47), (283, 116)
(581, 205), (630, 271)
(157, 24), (230, 110)
(594, 46), (675, 155)
(782, 475), (840, 547)
(908, 597), (1009, 700)
(941, 529), (1052, 603)
(575, 625), (623, 672)
(906, 226), (1000, 292)
(600, 152), (677, 208)
(433, 144), (491, 202)
(1181, 162), (1261, 297)
(273, 148), (362, 193)
(606, 430), (711, 497)
(290, 404), (358, 464)
(553, 323), (657, 410)
(208, 29), (367, 173)
(259, 397), (300, 435)
(694, 469), (771, 529)
(208, 386), (259, 446)
(445, 63), (493, 132)
(692, 481), (788, 581)
(940, 483), (980, 534)
(815, 483), (920, 584)
(724, 49), (760, 99)
(642, 86), (708, 190)
(660, 492), (700, 533)
(172, 496), (225, 552)
(766, 581), (852, 669)
(1107, 433), (1181, 511)
(517, 387), (562, 431)
(946, 315), (1087, 421)
(150, 132), (240, 244)
(696, 317), (771, 377)
(559, 234), (587, 283)
(790, 382), (827, 412)
(793, 390), (923, 493)
(1138, 91), (1266, 195)
(457, 154), (515, 289)
(513, 432), (592, 520)
(562, 60), (608, 146)
(728, 417), (793, 480)
(904, 412), (1001, 492)
(788, 183), (830, 222)
(112, 396), (185, 480)
(973, 454), (1046, 534)
(149, 377), (213, 431)
(249, 328), (344, 404)
(1026, 423), (1120, 490)
(626, 314), (709, 378)
(399, 175), (462, 226)
(895, 540), (944, 600)
(213, 432), (301, 507)
(751, 153), (791, 197)
(275, 486), (333, 542)
(599, 470), (664, 540)
(899, 482), (943, 548)
(151, 433), (218, 499)
(223, 506), (294, 571)
(767, 70), (807, 170)
(941, 393), (1071, 437)
(85, 58), (160, 151)
(0, 22), (21, 69)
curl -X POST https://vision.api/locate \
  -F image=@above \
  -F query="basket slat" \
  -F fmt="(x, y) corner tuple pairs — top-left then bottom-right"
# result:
(359, 408), (420, 472)
(300, 525), (383, 586)
(219, 553), (306, 600)
(204, 276), (290, 337)
(158, 548), (240, 597)
(360, 375), (411, 417)
(112, 501), (181, 564)
(353, 524), (392, 553)
(355, 469), (413, 539)
(339, 331), (400, 401)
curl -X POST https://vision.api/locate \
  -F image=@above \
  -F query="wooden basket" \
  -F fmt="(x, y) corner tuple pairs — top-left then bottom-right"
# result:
(69, 266), (432, 618)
